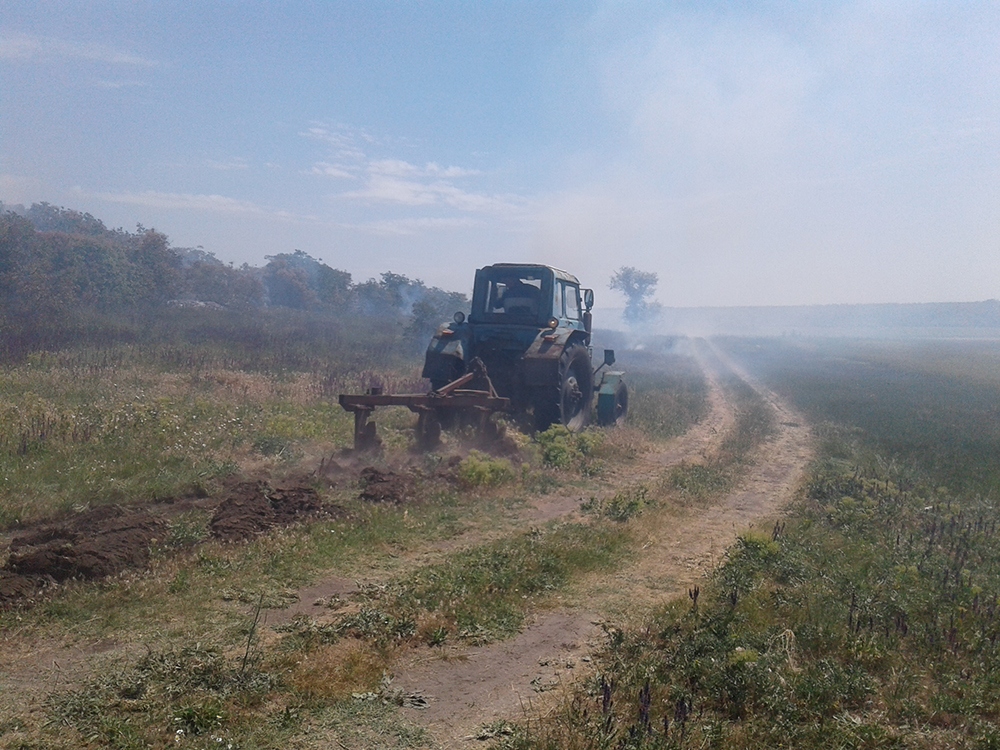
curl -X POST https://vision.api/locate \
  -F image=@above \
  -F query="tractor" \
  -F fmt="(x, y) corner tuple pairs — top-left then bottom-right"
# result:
(339, 263), (627, 450)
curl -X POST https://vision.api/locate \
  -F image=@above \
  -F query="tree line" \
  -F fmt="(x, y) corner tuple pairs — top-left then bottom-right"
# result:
(0, 202), (467, 357)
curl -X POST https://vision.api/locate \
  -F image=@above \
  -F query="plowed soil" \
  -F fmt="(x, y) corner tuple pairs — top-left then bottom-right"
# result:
(0, 506), (165, 607)
(0, 481), (328, 608)
(209, 482), (326, 542)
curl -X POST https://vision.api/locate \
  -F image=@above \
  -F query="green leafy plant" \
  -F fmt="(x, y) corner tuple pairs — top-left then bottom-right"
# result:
(457, 450), (515, 487)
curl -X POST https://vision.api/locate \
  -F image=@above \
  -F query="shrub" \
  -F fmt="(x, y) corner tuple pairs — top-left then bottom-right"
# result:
(457, 451), (515, 487)
(535, 425), (603, 470)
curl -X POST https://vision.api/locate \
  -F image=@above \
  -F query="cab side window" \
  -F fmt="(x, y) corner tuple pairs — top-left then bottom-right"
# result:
(563, 282), (581, 320)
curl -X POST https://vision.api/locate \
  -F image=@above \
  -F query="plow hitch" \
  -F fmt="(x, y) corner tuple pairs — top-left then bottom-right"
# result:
(338, 358), (509, 451)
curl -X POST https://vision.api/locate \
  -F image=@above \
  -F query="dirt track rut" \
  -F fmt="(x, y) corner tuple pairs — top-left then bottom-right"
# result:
(390, 346), (814, 748)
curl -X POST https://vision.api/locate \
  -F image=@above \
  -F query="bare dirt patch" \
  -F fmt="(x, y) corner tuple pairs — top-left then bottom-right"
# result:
(358, 466), (416, 505)
(209, 481), (327, 542)
(0, 506), (166, 607)
(392, 611), (601, 744)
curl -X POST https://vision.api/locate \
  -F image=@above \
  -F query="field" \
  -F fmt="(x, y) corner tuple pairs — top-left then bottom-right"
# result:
(0, 323), (711, 748)
(4, 329), (1000, 749)
(502, 337), (1000, 750)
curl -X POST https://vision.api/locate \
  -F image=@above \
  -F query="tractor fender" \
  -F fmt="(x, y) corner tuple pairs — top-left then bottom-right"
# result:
(596, 370), (629, 426)
(421, 325), (467, 384)
(520, 329), (587, 387)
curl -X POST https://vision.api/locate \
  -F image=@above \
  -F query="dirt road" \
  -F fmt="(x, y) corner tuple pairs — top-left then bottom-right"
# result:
(390, 349), (814, 747)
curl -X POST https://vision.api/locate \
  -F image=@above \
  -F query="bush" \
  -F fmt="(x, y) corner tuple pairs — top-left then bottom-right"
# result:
(457, 451), (515, 487)
(535, 425), (603, 470)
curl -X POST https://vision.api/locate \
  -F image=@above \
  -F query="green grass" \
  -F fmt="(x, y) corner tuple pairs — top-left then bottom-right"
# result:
(0, 344), (425, 528)
(720, 337), (1000, 498)
(282, 521), (632, 649)
(0, 333), (713, 749)
(501, 338), (1000, 749)
(23, 516), (631, 749)
(617, 348), (710, 440)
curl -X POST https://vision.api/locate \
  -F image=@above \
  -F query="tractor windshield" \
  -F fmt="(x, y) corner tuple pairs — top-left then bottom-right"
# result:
(472, 267), (552, 324)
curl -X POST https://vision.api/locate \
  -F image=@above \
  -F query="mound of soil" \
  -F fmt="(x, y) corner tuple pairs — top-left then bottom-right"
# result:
(358, 467), (413, 504)
(209, 482), (325, 542)
(0, 505), (166, 607)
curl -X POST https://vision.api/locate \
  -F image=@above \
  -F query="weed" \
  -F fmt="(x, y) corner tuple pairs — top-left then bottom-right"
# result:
(457, 450), (515, 488)
(536, 425), (603, 470)
(509, 338), (1000, 749)
(287, 640), (389, 702)
(667, 372), (776, 501)
(582, 485), (652, 522)
(164, 509), (211, 548)
(274, 522), (632, 651)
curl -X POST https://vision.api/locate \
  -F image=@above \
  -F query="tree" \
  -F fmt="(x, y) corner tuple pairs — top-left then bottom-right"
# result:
(609, 266), (661, 326)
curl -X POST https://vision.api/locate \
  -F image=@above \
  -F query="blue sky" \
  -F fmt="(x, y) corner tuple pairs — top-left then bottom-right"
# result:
(2, 1), (999, 307)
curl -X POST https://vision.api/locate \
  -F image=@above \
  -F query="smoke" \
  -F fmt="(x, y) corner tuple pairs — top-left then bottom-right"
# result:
(534, 2), (1000, 308)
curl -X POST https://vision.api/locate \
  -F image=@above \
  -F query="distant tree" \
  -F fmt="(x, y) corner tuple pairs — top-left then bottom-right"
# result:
(262, 250), (354, 310)
(609, 266), (662, 326)
(262, 251), (321, 309)
(353, 272), (416, 317)
(130, 229), (181, 305)
(25, 202), (113, 236)
(177, 249), (265, 309)
(316, 264), (352, 307)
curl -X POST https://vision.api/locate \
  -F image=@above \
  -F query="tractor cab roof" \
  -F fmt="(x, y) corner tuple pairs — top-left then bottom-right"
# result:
(479, 263), (581, 286)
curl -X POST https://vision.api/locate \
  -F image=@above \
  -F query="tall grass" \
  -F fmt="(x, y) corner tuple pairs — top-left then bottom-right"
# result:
(0, 337), (423, 528)
(667, 370), (776, 500)
(720, 337), (1000, 498)
(500, 338), (1000, 749)
(618, 349), (710, 440)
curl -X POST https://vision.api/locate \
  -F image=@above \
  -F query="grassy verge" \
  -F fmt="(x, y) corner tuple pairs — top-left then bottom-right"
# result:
(12, 518), (631, 749)
(500, 338), (1000, 749)
(617, 348), (710, 441)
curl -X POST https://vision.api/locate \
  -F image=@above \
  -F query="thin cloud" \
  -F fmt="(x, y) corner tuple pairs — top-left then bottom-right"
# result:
(309, 162), (357, 179)
(341, 174), (521, 214)
(368, 159), (481, 178)
(342, 175), (437, 206)
(0, 33), (157, 67)
(85, 189), (308, 221)
(302, 121), (529, 228)
(344, 216), (479, 236)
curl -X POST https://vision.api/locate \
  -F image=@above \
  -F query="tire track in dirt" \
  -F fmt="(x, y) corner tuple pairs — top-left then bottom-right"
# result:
(390, 345), (814, 748)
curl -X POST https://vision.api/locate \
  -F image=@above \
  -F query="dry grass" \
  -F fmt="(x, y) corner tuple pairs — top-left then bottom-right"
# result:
(287, 640), (390, 702)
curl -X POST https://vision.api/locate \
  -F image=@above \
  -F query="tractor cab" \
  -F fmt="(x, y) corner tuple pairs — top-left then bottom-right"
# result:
(469, 265), (589, 336)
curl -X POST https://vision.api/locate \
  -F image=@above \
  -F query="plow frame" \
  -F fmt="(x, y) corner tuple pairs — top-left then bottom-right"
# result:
(338, 359), (510, 450)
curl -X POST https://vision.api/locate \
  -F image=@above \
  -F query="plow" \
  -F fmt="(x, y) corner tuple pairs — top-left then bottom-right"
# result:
(339, 358), (509, 451)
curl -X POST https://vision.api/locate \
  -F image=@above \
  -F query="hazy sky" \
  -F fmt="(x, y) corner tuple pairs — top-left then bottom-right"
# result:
(2, 1), (999, 307)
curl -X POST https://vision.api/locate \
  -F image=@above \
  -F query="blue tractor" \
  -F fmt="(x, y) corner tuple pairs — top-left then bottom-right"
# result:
(422, 263), (628, 433)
